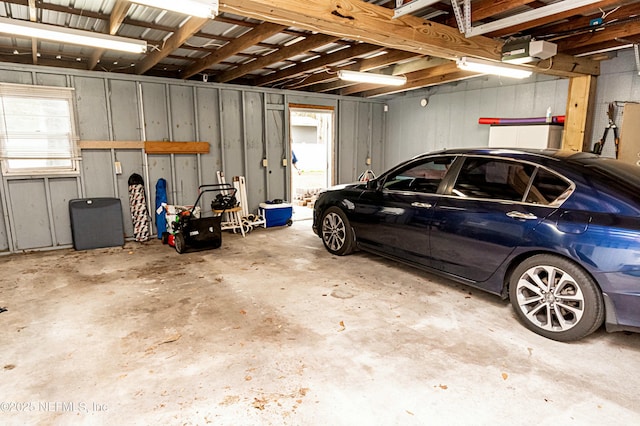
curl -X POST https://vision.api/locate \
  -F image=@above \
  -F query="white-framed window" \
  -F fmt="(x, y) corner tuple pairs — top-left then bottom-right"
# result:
(0, 83), (80, 175)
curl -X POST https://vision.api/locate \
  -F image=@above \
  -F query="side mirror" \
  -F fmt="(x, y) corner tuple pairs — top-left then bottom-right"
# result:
(366, 179), (380, 190)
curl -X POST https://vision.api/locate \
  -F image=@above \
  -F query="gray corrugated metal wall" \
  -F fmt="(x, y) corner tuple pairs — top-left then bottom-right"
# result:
(0, 63), (385, 253)
(384, 74), (570, 168)
(382, 50), (639, 168)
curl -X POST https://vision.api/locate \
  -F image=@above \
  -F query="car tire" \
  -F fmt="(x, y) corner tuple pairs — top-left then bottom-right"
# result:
(174, 232), (186, 254)
(509, 254), (604, 342)
(320, 206), (354, 256)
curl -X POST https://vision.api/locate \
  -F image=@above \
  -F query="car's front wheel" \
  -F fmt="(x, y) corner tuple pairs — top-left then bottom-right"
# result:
(509, 254), (604, 342)
(320, 206), (354, 256)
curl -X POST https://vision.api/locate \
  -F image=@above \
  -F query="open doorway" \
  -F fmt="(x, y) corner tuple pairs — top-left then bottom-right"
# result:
(289, 106), (334, 221)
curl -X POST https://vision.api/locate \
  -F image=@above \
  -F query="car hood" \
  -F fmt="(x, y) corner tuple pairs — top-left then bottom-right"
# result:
(325, 182), (367, 192)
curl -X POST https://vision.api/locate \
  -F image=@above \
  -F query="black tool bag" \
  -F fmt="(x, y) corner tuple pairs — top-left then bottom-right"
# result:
(211, 193), (238, 210)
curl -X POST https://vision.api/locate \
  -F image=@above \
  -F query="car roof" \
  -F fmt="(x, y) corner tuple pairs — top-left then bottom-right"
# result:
(420, 147), (598, 162)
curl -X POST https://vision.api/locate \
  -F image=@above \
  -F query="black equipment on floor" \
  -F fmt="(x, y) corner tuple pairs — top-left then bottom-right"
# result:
(173, 183), (237, 254)
(69, 198), (125, 250)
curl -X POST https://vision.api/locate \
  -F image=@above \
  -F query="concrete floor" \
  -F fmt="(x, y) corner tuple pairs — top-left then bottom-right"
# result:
(1, 221), (639, 425)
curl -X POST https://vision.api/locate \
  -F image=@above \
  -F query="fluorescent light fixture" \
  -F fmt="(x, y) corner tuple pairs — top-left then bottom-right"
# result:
(130, 0), (218, 19)
(575, 44), (633, 57)
(0, 17), (147, 53)
(338, 70), (407, 86)
(456, 57), (532, 79)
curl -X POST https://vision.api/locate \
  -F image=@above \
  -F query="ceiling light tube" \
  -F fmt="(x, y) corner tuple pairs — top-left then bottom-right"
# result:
(0, 17), (147, 53)
(130, 0), (219, 19)
(456, 57), (532, 79)
(338, 70), (407, 86)
(575, 44), (633, 57)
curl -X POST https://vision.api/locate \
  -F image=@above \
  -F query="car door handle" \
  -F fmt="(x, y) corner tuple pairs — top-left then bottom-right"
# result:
(506, 211), (538, 220)
(411, 202), (432, 208)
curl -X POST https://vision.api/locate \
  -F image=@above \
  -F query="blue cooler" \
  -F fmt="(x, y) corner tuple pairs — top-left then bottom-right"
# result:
(259, 202), (293, 227)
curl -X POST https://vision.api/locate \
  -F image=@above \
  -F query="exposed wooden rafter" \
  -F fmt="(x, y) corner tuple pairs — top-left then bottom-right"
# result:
(219, 0), (598, 80)
(215, 33), (339, 83)
(254, 43), (383, 86)
(444, 0), (537, 27)
(27, 0), (37, 64)
(291, 50), (422, 90)
(485, 0), (627, 38)
(88, 0), (131, 70)
(221, 0), (502, 61)
(0, 0), (629, 98)
(181, 22), (286, 79)
(136, 17), (210, 75)
(341, 61), (462, 96)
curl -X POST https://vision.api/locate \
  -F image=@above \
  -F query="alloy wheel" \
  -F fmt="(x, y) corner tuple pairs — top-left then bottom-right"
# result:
(514, 264), (585, 332)
(322, 212), (346, 252)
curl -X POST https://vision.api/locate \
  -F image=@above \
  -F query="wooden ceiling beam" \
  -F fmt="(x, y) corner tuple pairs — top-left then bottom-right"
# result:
(307, 79), (354, 93)
(313, 60), (459, 96)
(290, 50), (420, 89)
(290, 71), (339, 90)
(445, 0), (536, 27)
(220, 0), (501, 60)
(293, 50), (428, 90)
(136, 17), (210, 75)
(564, 40), (638, 57)
(341, 61), (460, 95)
(89, 0), (132, 70)
(110, 0), (131, 35)
(556, 20), (640, 52)
(522, 53), (599, 78)
(215, 33), (339, 83)
(471, 0), (536, 21)
(181, 22), (286, 78)
(254, 43), (381, 86)
(387, 56), (450, 75)
(485, 0), (626, 38)
(360, 70), (478, 98)
(220, 0), (598, 77)
(531, 2), (640, 39)
(28, 0), (37, 64)
(359, 50), (424, 72)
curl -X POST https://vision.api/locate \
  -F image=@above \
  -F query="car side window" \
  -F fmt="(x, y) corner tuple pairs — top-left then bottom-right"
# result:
(526, 168), (571, 205)
(452, 158), (536, 202)
(384, 157), (455, 194)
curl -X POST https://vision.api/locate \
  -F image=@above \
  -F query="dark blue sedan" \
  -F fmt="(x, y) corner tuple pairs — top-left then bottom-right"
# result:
(312, 148), (640, 341)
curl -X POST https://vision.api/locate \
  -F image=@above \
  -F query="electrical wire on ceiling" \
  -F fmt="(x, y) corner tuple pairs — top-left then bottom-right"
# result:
(539, 13), (640, 43)
(184, 41), (226, 49)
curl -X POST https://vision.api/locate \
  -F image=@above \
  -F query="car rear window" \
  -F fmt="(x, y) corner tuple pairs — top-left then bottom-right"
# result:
(526, 168), (571, 205)
(453, 158), (536, 201)
(452, 157), (571, 205)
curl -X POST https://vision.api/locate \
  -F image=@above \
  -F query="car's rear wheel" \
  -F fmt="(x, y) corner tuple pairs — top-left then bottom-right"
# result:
(509, 254), (604, 342)
(321, 206), (354, 256)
